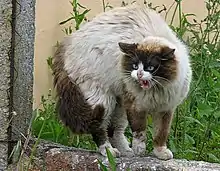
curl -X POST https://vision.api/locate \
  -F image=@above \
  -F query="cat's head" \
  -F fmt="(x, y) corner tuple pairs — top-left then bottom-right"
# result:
(119, 38), (178, 90)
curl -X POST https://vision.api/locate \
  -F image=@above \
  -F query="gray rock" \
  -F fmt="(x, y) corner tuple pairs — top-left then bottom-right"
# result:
(23, 139), (220, 171)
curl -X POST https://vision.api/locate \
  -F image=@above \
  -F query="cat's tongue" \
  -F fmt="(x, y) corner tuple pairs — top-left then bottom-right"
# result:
(140, 80), (150, 89)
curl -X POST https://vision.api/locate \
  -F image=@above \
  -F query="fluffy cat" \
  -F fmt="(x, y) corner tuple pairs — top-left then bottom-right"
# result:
(53, 4), (192, 160)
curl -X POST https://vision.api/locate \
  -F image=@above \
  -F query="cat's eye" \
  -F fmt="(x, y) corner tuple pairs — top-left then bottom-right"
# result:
(147, 66), (154, 71)
(132, 64), (138, 70)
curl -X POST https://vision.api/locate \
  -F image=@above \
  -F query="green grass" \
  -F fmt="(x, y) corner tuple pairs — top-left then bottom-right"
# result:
(31, 0), (220, 167)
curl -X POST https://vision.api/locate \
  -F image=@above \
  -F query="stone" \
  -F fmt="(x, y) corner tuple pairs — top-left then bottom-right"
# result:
(19, 139), (220, 171)
(0, 0), (35, 169)
(0, 0), (12, 169)
(11, 0), (35, 141)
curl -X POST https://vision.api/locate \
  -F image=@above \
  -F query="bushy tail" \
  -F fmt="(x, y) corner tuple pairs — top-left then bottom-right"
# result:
(52, 42), (104, 134)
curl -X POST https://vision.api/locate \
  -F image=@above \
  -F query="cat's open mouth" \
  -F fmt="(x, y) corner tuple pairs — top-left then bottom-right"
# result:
(139, 80), (150, 89)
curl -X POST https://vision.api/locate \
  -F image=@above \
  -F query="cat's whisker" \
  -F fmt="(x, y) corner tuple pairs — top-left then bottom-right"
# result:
(123, 72), (132, 75)
(122, 73), (132, 77)
(121, 53), (134, 59)
(150, 80), (159, 93)
(134, 52), (139, 61)
(153, 76), (172, 84)
(152, 78), (164, 88)
(124, 76), (135, 82)
(149, 79), (154, 89)
(153, 79), (164, 88)
(152, 63), (161, 75)
(152, 81), (158, 92)
(125, 75), (132, 78)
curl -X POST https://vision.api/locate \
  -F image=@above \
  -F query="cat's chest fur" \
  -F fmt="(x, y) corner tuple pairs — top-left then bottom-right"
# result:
(130, 86), (180, 112)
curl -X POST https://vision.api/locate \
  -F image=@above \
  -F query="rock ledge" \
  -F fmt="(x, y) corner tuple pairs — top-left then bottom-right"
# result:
(18, 139), (220, 171)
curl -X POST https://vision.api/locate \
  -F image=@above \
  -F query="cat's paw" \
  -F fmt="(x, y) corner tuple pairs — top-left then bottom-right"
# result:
(120, 147), (134, 157)
(153, 146), (173, 160)
(132, 138), (146, 156)
(109, 134), (134, 157)
(99, 142), (121, 157)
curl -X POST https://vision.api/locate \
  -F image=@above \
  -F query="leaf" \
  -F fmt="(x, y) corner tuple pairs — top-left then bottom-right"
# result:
(212, 69), (220, 78)
(184, 149), (198, 154)
(213, 110), (220, 119)
(106, 148), (117, 171)
(59, 16), (75, 25)
(197, 103), (213, 117)
(81, 9), (91, 17)
(209, 61), (220, 68)
(47, 56), (53, 70)
(184, 13), (197, 17)
(98, 160), (108, 171)
(8, 140), (22, 162)
(206, 2), (211, 10)
(207, 153), (220, 162)
(184, 116), (204, 127)
(169, 139), (177, 153)
(185, 134), (195, 144)
(77, 2), (87, 9)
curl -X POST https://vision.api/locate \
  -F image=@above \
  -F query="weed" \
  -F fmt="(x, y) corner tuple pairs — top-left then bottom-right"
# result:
(98, 148), (117, 171)
(59, 0), (90, 34)
(166, 0), (220, 163)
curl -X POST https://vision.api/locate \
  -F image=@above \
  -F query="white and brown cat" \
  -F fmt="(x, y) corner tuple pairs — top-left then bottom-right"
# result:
(53, 5), (192, 160)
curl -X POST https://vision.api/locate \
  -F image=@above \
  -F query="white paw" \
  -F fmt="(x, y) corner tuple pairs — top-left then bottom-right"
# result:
(109, 134), (134, 157)
(99, 142), (121, 157)
(132, 137), (146, 156)
(153, 146), (173, 160)
(120, 147), (134, 157)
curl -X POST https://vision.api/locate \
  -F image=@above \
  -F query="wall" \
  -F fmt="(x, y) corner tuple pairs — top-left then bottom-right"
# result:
(0, 0), (12, 168)
(33, 0), (206, 108)
(0, 0), (35, 167)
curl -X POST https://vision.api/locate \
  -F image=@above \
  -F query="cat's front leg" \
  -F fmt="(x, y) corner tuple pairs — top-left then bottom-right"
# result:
(127, 109), (147, 156)
(152, 110), (174, 160)
(91, 126), (121, 158)
(108, 105), (134, 157)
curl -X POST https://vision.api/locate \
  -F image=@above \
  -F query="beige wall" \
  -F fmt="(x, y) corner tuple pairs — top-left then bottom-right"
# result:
(33, 0), (206, 108)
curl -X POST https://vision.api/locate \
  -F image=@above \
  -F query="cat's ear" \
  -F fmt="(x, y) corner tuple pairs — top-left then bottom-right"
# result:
(118, 42), (137, 54)
(160, 46), (175, 60)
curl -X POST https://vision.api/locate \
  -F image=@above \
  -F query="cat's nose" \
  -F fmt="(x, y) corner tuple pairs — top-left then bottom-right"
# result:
(137, 71), (143, 79)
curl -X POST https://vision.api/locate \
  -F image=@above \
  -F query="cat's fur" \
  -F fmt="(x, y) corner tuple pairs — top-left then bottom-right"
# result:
(53, 5), (192, 159)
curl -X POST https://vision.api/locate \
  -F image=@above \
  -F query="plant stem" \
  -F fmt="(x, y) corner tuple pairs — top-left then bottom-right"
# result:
(165, 1), (175, 21)
(27, 119), (46, 170)
(178, 0), (182, 32)
(197, 117), (211, 160)
(170, 3), (178, 26)
(102, 0), (106, 12)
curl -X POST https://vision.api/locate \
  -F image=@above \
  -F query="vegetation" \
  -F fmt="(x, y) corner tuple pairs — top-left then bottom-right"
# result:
(11, 0), (219, 170)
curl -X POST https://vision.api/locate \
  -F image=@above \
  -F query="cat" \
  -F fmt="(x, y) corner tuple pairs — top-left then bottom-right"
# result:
(53, 4), (192, 160)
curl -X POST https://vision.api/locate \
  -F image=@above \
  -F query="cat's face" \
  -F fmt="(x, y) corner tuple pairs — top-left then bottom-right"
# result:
(119, 42), (178, 90)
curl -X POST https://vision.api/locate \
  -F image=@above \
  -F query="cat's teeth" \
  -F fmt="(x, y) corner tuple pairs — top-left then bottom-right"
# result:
(140, 80), (150, 89)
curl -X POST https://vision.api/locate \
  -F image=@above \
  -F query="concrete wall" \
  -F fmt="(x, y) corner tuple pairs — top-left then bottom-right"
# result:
(0, 0), (35, 167)
(0, 0), (12, 169)
(33, 0), (206, 108)
(11, 0), (35, 141)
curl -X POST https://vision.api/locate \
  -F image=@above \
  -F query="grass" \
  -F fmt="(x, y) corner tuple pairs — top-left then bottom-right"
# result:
(11, 0), (219, 170)
(167, 0), (220, 162)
